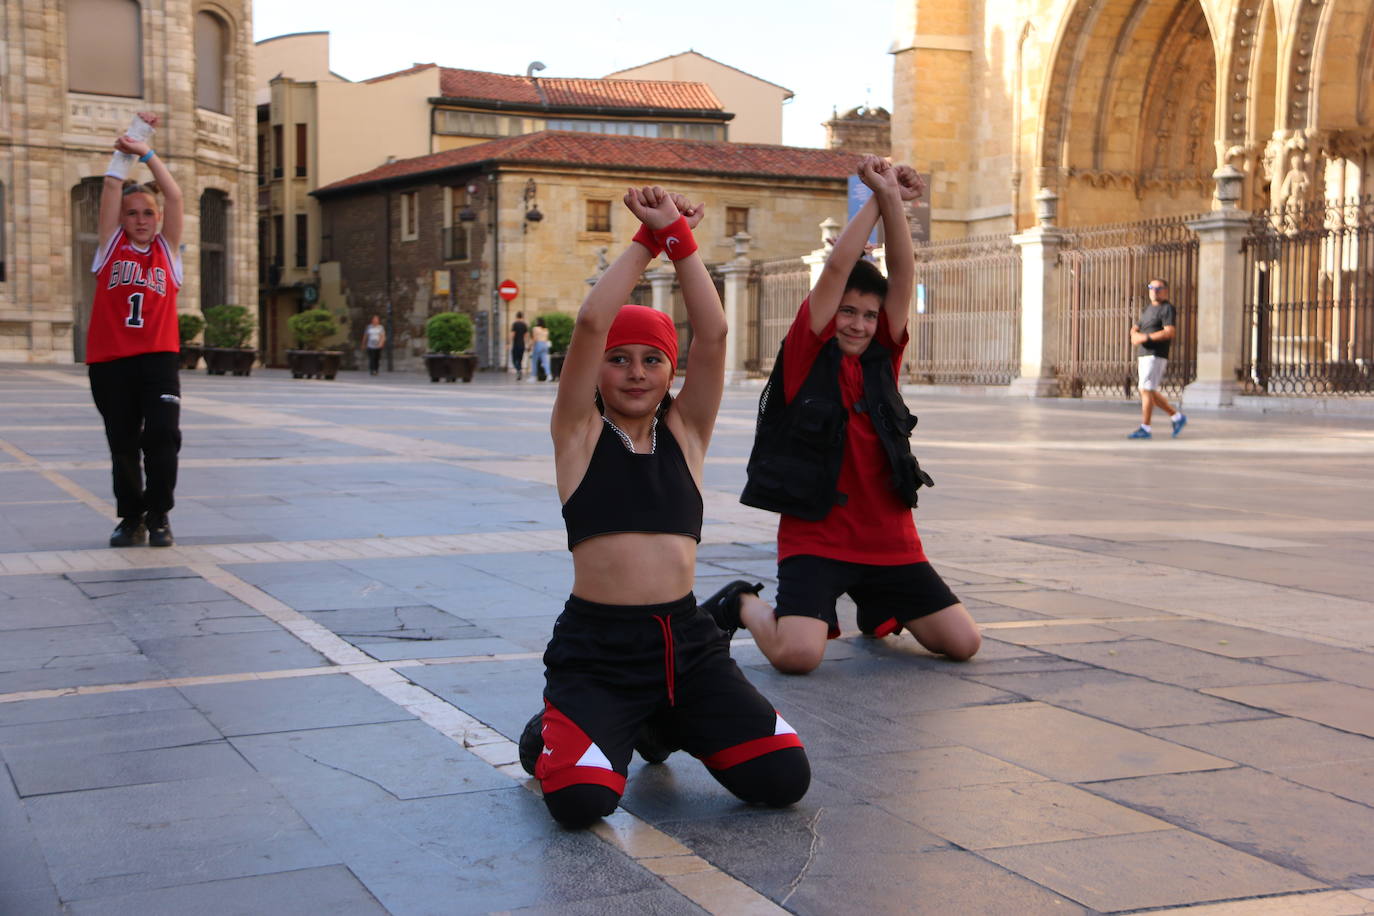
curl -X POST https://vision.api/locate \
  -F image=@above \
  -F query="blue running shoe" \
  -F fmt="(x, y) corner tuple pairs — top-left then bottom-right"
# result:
(1127, 426), (1152, 439)
(1171, 414), (1188, 437)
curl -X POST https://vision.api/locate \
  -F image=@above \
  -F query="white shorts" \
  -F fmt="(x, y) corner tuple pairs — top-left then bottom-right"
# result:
(1137, 355), (1167, 392)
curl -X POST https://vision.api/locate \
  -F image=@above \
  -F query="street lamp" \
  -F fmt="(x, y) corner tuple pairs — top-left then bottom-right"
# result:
(523, 178), (543, 228)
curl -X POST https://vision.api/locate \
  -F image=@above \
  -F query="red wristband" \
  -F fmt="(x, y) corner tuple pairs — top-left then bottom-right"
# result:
(632, 223), (662, 258)
(652, 216), (697, 261)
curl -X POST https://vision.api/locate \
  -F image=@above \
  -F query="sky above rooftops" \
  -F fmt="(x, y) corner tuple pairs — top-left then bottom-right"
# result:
(253, 0), (897, 149)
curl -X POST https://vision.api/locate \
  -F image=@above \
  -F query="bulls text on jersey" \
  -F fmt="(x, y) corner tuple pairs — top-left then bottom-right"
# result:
(106, 258), (169, 296)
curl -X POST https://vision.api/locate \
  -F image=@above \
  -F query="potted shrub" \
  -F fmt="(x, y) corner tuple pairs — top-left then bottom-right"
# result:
(178, 312), (205, 370)
(285, 308), (342, 379)
(537, 311), (574, 381)
(424, 312), (476, 382)
(202, 304), (257, 376)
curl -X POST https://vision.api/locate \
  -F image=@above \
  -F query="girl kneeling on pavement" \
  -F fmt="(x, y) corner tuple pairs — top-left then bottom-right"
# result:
(520, 186), (810, 828)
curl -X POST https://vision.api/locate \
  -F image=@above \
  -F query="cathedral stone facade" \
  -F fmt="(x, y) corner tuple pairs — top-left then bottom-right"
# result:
(891, 0), (1374, 236)
(0, 0), (256, 362)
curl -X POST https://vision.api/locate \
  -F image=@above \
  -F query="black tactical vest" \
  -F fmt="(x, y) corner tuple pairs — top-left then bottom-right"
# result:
(739, 337), (933, 521)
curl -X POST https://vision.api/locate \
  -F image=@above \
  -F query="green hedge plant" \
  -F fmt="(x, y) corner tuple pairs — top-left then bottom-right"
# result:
(286, 308), (338, 350)
(537, 312), (574, 353)
(426, 312), (474, 355)
(178, 312), (205, 346)
(202, 305), (254, 348)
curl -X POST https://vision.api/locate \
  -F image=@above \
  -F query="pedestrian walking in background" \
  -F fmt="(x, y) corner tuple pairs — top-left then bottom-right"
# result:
(86, 112), (184, 549)
(1128, 279), (1187, 439)
(362, 314), (385, 375)
(530, 317), (552, 381)
(509, 311), (528, 380)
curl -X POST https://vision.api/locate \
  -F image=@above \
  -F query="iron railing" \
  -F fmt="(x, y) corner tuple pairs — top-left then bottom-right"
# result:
(1055, 215), (1200, 398)
(1241, 196), (1374, 395)
(752, 256), (810, 374)
(908, 234), (1021, 384)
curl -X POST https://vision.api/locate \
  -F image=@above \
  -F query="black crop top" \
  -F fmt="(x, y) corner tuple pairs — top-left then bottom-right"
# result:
(562, 419), (704, 550)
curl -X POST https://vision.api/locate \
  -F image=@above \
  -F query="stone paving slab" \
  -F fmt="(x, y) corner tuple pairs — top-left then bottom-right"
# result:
(1202, 681), (1374, 737)
(967, 668), (1270, 729)
(1039, 638), (1318, 689)
(4, 367), (1374, 913)
(24, 774), (340, 901)
(63, 866), (390, 916)
(1090, 767), (1374, 884)
(980, 829), (1323, 912)
(906, 701), (1235, 782)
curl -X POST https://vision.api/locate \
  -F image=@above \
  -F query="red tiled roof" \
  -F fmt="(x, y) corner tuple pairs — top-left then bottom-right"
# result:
(315, 131), (859, 195)
(436, 68), (721, 111)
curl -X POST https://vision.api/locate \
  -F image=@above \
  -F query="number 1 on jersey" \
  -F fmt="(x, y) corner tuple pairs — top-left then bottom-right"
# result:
(126, 292), (145, 328)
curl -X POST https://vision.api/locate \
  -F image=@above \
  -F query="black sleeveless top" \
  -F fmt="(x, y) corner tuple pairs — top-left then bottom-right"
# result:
(562, 419), (704, 550)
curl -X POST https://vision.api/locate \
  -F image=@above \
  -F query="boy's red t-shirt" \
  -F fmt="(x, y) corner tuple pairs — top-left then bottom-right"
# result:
(86, 228), (183, 364)
(776, 298), (926, 566)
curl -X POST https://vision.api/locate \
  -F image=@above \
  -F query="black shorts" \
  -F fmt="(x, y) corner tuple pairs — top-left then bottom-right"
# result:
(537, 593), (803, 796)
(775, 555), (960, 639)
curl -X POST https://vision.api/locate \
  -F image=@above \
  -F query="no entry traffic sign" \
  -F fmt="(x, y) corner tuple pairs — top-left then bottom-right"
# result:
(498, 280), (519, 302)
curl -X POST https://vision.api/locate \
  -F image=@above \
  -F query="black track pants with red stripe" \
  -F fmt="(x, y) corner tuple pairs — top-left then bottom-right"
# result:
(535, 593), (809, 827)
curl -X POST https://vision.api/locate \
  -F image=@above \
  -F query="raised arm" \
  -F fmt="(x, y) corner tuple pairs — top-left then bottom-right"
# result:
(877, 164), (921, 341)
(549, 187), (668, 442)
(808, 155), (883, 335)
(657, 193), (725, 450)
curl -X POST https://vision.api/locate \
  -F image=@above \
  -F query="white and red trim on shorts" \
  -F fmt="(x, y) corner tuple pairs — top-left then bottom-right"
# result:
(699, 713), (802, 770)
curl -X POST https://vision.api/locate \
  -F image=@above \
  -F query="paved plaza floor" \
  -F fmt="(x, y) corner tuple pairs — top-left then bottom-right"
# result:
(2, 363), (1374, 915)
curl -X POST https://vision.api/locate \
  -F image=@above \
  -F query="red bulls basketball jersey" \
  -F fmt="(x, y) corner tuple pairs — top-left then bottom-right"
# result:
(86, 228), (183, 364)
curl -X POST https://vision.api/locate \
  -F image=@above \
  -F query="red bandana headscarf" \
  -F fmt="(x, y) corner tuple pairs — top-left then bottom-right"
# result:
(604, 305), (678, 371)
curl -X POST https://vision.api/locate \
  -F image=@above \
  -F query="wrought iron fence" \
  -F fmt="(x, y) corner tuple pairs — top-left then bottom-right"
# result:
(907, 234), (1021, 384)
(1241, 196), (1374, 395)
(1055, 215), (1200, 398)
(752, 256), (810, 374)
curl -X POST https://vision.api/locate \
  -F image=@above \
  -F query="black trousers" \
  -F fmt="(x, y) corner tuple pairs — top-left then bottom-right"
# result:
(88, 352), (182, 519)
(367, 348), (382, 373)
(511, 343), (525, 373)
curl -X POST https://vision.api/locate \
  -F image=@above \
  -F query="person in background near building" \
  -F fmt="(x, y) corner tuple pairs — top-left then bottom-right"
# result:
(87, 113), (184, 548)
(706, 155), (981, 674)
(1128, 279), (1187, 439)
(530, 316), (552, 382)
(509, 310), (528, 381)
(362, 314), (386, 375)
(517, 185), (809, 828)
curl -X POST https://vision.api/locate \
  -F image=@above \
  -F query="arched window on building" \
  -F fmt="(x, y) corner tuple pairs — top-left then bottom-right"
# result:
(201, 190), (229, 309)
(194, 11), (230, 113)
(71, 179), (105, 362)
(68, 0), (142, 97)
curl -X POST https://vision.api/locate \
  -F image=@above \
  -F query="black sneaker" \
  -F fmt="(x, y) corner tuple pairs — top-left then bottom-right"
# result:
(108, 517), (146, 548)
(699, 580), (764, 638)
(518, 711), (544, 776)
(145, 513), (174, 547)
(634, 715), (679, 765)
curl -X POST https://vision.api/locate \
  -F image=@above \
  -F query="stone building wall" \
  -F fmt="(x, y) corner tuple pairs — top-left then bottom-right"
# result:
(0, 0), (257, 363)
(319, 164), (847, 371)
(891, 0), (1374, 237)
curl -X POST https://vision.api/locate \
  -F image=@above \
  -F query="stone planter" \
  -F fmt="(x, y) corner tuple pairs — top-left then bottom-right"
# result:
(203, 347), (256, 376)
(286, 349), (342, 380)
(424, 353), (477, 383)
(179, 345), (202, 370)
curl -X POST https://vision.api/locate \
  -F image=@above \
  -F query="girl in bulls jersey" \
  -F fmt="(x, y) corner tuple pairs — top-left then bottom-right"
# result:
(88, 113), (184, 547)
(517, 186), (809, 828)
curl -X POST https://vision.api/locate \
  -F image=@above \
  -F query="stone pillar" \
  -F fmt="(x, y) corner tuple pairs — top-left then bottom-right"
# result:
(647, 265), (675, 314)
(1009, 190), (1063, 397)
(802, 217), (841, 285)
(1183, 166), (1251, 408)
(720, 232), (753, 384)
